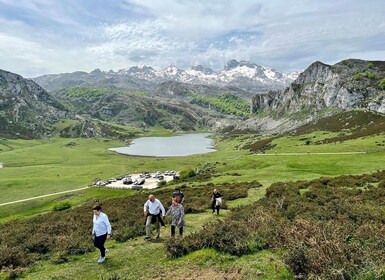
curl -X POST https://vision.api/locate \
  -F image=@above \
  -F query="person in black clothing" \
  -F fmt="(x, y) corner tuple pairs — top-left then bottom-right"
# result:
(211, 189), (222, 214)
(172, 188), (185, 204)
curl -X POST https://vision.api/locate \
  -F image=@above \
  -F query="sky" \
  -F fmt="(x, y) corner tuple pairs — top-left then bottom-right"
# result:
(0, 0), (385, 78)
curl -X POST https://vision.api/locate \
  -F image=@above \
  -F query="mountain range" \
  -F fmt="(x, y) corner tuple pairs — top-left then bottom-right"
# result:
(1, 58), (385, 139)
(32, 59), (299, 93)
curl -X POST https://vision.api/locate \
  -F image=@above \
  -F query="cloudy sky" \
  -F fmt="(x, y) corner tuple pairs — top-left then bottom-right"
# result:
(0, 0), (384, 77)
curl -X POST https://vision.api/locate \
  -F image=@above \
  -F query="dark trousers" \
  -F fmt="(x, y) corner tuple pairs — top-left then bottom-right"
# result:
(212, 200), (220, 214)
(171, 225), (183, 237)
(93, 233), (107, 257)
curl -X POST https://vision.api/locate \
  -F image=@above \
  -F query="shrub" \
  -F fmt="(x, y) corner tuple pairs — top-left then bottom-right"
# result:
(366, 71), (377, 79)
(179, 168), (196, 180)
(52, 202), (72, 212)
(354, 72), (362, 81)
(379, 78), (385, 90)
(157, 180), (167, 188)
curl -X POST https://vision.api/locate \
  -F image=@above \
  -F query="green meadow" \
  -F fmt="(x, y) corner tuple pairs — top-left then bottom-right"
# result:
(1, 131), (384, 220)
(0, 128), (385, 279)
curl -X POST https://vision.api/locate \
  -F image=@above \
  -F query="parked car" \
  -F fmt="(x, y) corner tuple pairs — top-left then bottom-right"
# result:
(133, 178), (145, 185)
(123, 177), (133, 184)
(131, 185), (143, 190)
(156, 175), (164, 180)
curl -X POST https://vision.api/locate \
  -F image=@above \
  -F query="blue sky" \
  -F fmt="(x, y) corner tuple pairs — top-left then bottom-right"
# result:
(0, 0), (384, 77)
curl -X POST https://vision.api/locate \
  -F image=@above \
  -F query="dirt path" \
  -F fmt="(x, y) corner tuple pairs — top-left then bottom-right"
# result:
(0, 187), (89, 207)
(255, 152), (367, 156)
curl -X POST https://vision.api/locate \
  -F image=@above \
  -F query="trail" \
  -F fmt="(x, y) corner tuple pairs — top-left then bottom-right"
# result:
(255, 152), (367, 156)
(0, 187), (89, 207)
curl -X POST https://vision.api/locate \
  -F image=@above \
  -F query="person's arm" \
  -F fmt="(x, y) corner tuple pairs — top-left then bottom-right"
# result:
(143, 200), (149, 216)
(165, 206), (171, 216)
(104, 214), (112, 239)
(178, 206), (185, 225)
(92, 215), (96, 235)
(180, 193), (185, 203)
(159, 201), (166, 216)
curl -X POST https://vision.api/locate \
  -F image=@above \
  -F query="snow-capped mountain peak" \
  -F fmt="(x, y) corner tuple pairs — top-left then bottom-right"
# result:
(33, 59), (299, 92)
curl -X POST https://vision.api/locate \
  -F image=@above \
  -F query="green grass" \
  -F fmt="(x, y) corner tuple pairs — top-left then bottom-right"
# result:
(1, 131), (385, 219)
(2, 209), (292, 280)
(0, 128), (384, 279)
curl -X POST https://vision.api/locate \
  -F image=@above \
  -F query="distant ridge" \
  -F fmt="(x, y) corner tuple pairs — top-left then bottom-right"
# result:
(32, 59), (299, 92)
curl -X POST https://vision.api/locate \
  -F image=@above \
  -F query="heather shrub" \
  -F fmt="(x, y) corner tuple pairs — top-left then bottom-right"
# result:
(52, 202), (71, 212)
(0, 181), (254, 274)
(166, 170), (385, 278)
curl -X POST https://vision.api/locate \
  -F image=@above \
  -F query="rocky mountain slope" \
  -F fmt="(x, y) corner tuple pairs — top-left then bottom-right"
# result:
(0, 69), (67, 138)
(251, 59), (385, 115)
(32, 59), (298, 93)
(52, 86), (225, 132)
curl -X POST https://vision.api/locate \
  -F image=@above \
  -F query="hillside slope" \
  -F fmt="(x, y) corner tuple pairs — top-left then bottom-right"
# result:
(251, 59), (385, 115)
(0, 69), (67, 138)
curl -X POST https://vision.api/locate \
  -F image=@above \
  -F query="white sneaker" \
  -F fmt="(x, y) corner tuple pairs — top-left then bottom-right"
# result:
(98, 257), (106, 263)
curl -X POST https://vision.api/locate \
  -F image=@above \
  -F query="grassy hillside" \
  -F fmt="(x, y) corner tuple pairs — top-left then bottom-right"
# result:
(1, 117), (385, 220)
(1, 172), (384, 279)
(1, 110), (385, 279)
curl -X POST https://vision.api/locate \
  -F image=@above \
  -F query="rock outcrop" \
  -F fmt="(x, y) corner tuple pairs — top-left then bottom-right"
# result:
(251, 59), (385, 115)
(0, 69), (66, 138)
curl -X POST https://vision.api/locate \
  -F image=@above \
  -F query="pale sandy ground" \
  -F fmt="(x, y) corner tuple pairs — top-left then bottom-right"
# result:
(105, 174), (175, 189)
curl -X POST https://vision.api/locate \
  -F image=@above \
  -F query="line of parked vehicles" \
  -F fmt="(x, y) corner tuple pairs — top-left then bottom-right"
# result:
(93, 170), (179, 190)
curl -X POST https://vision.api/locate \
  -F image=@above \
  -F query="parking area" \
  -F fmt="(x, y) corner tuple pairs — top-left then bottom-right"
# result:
(94, 172), (177, 190)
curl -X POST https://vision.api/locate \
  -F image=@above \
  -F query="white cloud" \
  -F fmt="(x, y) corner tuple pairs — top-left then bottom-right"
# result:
(0, 0), (384, 76)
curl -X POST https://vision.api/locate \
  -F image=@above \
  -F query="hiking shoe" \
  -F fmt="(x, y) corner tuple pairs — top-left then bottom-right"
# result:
(98, 257), (106, 263)
(144, 236), (151, 241)
(105, 248), (109, 255)
(156, 235), (160, 240)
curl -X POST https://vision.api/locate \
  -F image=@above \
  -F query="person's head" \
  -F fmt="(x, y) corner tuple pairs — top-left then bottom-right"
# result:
(171, 197), (179, 206)
(174, 188), (180, 194)
(149, 194), (155, 202)
(92, 205), (102, 216)
(213, 189), (218, 193)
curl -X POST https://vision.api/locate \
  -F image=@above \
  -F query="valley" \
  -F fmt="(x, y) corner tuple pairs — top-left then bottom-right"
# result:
(1, 58), (385, 279)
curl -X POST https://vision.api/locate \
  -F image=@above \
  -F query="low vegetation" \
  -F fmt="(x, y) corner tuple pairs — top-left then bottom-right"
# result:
(191, 93), (250, 117)
(0, 182), (255, 277)
(165, 171), (385, 279)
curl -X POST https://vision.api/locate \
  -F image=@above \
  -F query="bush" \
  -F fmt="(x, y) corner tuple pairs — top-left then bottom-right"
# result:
(179, 168), (196, 179)
(0, 180), (256, 276)
(157, 180), (167, 188)
(52, 202), (72, 212)
(379, 78), (385, 90)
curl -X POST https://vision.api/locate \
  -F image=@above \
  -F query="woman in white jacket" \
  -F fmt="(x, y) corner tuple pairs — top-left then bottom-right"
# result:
(92, 205), (112, 263)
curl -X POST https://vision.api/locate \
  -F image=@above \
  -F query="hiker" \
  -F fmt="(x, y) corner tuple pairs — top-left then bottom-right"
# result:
(211, 189), (222, 215)
(165, 197), (185, 237)
(172, 188), (185, 204)
(92, 205), (112, 264)
(143, 194), (165, 241)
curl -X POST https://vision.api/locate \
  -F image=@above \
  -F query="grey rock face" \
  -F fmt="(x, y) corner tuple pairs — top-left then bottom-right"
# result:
(0, 69), (66, 138)
(251, 59), (385, 115)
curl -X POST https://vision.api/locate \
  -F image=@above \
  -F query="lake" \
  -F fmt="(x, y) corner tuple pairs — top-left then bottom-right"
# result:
(109, 133), (216, 157)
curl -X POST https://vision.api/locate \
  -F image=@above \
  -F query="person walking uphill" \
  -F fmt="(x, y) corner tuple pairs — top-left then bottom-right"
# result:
(144, 194), (166, 241)
(165, 197), (185, 237)
(172, 188), (185, 204)
(211, 189), (222, 215)
(92, 205), (112, 264)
